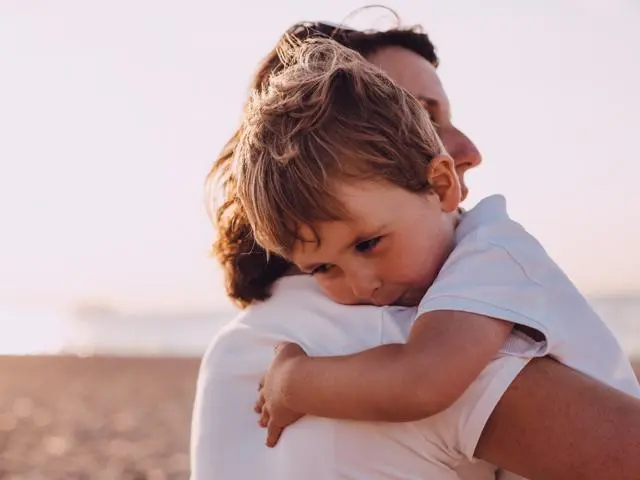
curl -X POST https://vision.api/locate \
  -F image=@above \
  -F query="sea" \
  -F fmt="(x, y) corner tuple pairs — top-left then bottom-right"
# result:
(1, 296), (639, 357)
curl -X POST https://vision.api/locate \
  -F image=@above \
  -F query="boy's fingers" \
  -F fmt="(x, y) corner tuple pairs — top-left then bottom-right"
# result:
(259, 408), (269, 428)
(266, 424), (284, 448)
(254, 393), (265, 413)
(274, 341), (293, 354)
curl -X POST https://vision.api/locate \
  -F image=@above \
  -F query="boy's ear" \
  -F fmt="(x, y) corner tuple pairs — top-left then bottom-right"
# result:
(426, 155), (462, 213)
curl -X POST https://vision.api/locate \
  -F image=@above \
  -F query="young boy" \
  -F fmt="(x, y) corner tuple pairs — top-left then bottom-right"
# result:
(234, 38), (640, 447)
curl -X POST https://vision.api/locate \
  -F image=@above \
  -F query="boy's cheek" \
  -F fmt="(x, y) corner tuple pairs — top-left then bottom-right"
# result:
(317, 278), (362, 305)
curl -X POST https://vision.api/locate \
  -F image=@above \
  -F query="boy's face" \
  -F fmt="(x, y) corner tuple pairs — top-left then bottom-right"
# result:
(289, 156), (461, 307)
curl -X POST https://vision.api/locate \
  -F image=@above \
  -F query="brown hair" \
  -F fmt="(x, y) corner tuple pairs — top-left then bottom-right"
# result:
(235, 38), (443, 257)
(208, 19), (440, 307)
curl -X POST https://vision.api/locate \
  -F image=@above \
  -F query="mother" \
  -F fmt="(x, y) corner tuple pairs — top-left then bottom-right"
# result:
(191, 19), (640, 480)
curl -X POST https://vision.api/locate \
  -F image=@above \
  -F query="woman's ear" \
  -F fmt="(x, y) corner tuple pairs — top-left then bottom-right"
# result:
(426, 155), (462, 213)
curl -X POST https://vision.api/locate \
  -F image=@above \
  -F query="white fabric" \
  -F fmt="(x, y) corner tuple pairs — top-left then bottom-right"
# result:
(418, 194), (640, 397)
(190, 275), (530, 480)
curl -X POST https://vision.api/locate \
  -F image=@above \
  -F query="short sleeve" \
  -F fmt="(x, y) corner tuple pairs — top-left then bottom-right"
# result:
(417, 235), (549, 357)
(432, 354), (531, 461)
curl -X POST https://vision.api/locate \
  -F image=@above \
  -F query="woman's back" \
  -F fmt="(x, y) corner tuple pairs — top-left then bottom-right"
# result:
(190, 275), (526, 479)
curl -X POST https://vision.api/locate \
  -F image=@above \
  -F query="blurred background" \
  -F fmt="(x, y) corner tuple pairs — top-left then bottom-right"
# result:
(1, 0), (639, 478)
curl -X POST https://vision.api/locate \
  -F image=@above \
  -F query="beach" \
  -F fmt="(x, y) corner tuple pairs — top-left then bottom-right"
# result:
(0, 356), (199, 480)
(1, 354), (639, 479)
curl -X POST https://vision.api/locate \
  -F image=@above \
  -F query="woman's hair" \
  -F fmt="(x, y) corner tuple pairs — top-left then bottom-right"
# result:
(208, 16), (440, 308)
(235, 38), (443, 257)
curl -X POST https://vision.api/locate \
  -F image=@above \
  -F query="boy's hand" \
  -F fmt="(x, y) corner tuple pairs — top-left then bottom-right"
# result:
(255, 342), (306, 447)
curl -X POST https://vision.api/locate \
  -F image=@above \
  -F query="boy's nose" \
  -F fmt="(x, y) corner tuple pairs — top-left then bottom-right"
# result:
(348, 272), (382, 304)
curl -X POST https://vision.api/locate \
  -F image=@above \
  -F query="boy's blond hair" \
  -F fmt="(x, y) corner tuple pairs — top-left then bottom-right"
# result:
(234, 37), (444, 256)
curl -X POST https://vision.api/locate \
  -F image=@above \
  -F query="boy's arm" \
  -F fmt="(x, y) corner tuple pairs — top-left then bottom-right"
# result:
(276, 311), (513, 422)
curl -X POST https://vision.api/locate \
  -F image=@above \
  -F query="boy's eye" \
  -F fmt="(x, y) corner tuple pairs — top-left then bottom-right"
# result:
(311, 264), (332, 275)
(355, 236), (382, 253)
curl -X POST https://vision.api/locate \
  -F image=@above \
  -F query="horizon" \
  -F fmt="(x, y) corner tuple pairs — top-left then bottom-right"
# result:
(2, 294), (640, 357)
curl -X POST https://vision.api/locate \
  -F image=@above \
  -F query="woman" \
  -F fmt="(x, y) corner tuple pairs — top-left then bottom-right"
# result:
(192, 20), (640, 480)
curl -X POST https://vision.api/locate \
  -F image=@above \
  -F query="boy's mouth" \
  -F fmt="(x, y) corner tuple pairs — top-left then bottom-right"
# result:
(349, 286), (430, 308)
(392, 286), (430, 307)
(368, 285), (413, 307)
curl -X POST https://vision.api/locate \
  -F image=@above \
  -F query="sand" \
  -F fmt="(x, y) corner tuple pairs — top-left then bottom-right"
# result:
(1, 355), (639, 480)
(0, 355), (199, 480)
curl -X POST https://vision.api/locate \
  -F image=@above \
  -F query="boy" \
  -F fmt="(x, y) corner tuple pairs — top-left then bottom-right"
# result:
(234, 38), (640, 447)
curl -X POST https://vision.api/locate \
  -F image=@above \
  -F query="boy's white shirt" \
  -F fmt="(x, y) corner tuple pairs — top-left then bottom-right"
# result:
(190, 274), (529, 480)
(418, 194), (640, 397)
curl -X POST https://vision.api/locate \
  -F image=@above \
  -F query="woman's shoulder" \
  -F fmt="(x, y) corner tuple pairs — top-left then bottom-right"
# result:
(237, 275), (382, 328)
(199, 276), (333, 361)
(231, 275), (326, 326)
(207, 275), (389, 358)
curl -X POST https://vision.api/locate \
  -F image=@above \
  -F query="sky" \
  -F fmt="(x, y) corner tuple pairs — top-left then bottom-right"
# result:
(0, 0), (639, 314)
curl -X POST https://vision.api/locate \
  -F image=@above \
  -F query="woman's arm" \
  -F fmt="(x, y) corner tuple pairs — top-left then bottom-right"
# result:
(476, 357), (640, 479)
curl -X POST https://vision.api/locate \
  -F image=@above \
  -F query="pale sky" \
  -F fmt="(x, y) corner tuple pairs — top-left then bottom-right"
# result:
(1, 0), (639, 314)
